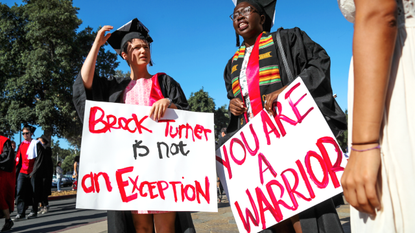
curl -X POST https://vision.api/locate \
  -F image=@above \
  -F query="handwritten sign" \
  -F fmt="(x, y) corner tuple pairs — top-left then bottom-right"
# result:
(216, 78), (347, 233)
(76, 101), (217, 212)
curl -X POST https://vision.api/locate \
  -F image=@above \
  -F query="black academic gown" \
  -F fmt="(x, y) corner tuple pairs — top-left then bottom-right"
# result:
(221, 28), (346, 233)
(73, 72), (195, 233)
(31, 144), (53, 198)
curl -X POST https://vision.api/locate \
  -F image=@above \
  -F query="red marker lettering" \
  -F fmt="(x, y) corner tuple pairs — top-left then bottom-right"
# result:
(260, 110), (280, 145)
(115, 166), (137, 203)
(81, 172), (95, 193)
(305, 151), (329, 189)
(230, 138), (246, 166)
(93, 172), (112, 193)
(240, 124), (260, 156)
(258, 153), (277, 185)
(235, 189), (260, 233)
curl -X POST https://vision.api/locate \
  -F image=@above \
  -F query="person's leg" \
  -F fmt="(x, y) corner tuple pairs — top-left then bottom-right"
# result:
(57, 178), (61, 192)
(15, 173), (26, 217)
(290, 215), (302, 233)
(132, 213), (154, 233)
(28, 174), (38, 215)
(269, 216), (300, 233)
(1, 209), (13, 231)
(154, 212), (176, 233)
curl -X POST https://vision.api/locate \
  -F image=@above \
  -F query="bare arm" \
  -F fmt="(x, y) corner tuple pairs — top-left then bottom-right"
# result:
(341, 0), (398, 216)
(81, 25), (113, 89)
(73, 162), (78, 176)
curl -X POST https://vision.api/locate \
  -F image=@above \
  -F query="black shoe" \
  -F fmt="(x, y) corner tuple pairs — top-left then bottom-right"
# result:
(26, 212), (37, 219)
(12, 214), (24, 222)
(1, 219), (14, 232)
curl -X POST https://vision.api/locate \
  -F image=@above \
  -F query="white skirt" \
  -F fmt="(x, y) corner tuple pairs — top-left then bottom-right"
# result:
(348, 18), (415, 232)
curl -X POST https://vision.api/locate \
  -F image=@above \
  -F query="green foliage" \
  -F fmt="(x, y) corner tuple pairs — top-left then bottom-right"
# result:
(214, 105), (229, 138)
(188, 88), (215, 113)
(0, 1), (118, 146)
(188, 88), (229, 139)
(115, 69), (131, 78)
(50, 139), (79, 174)
(336, 110), (348, 152)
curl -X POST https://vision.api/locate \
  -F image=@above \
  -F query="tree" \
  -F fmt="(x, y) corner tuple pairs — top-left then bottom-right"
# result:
(188, 88), (229, 139)
(50, 139), (79, 174)
(214, 105), (229, 138)
(0, 1), (119, 146)
(115, 69), (131, 78)
(336, 110), (348, 152)
(188, 88), (215, 113)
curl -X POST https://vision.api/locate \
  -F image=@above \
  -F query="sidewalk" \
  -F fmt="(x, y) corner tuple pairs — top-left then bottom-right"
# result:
(58, 196), (351, 233)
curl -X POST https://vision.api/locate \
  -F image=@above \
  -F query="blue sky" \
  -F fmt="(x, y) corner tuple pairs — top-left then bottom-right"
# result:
(5, 0), (354, 147)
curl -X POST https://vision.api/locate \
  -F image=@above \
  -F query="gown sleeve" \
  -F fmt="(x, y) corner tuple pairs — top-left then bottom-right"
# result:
(160, 74), (190, 110)
(73, 72), (130, 122)
(0, 140), (15, 172)
(222, 58), (243, 135)
(276, 28), (347, 136)
(223, 58), (235, 101)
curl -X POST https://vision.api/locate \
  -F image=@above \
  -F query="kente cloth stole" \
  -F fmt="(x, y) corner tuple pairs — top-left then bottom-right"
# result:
(149, 73), (166, 105)
(230, 32), (281, 117)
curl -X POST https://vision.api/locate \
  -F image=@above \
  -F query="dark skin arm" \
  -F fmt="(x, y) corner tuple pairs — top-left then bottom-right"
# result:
(229, 98), (247, 116)
(230, 86), (287, 117)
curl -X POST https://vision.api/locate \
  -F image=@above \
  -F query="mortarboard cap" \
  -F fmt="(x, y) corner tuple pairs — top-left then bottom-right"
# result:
(23, 124), (36, 134)
(233, 0), (277, 32)
(107, 18), (153, 56)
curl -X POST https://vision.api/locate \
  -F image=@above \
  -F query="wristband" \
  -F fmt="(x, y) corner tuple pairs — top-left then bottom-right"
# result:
(350, 144), (381, 152)
(166, 98), (172, 108)
(351, 140), (379, 146)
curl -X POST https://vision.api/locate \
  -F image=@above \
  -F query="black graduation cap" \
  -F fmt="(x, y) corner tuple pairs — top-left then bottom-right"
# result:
(107, 18), (153, 56)
(23, 124), (36, 134)
(234, 0), (276, 32)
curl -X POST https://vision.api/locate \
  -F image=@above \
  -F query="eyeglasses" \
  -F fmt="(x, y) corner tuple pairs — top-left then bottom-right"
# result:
(230, 6), (257, 21)
(22, 132), (30, 135)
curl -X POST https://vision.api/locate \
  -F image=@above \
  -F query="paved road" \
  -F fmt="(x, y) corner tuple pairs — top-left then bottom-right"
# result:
(9, 195), (351, 233)
(10, 197), (106, 233)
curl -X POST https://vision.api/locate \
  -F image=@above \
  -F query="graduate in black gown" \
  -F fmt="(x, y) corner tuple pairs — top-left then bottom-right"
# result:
(219, 0), (347, 232)
(73, 18), (194, 233)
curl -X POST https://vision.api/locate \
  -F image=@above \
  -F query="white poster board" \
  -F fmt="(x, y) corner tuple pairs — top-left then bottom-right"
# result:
(216, 78), (347, 233)
(76, 100), (217, 212)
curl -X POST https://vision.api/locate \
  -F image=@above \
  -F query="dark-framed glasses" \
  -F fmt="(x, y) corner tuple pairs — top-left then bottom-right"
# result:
(22, 132), (30, 135)
(230, 6), (257, 21)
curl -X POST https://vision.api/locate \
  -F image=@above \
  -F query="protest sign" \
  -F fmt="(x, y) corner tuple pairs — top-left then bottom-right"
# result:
(76, 100), (217, 212)
(216, 78), (347, 232)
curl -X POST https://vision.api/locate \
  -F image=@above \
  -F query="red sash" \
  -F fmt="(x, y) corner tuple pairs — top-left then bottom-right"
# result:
(149, 73), (166, 106)
(246, 33), (263, 117)
(0, 135), (8, 154)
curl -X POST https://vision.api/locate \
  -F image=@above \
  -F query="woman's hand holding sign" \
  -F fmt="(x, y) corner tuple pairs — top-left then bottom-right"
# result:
(149, 98), (177, 121)
(264, 86), (287, 116)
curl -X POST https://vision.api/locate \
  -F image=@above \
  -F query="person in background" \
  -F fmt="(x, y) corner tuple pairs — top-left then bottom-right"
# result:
(72, 156), (79, 191)
(35, 135), (53, 214)
(55, 162), (63, 193)
(10, 141), (16, 152)
(338, 0), (415, 232)
(13, 125), (44, 221)
(0, 135), (15, 232)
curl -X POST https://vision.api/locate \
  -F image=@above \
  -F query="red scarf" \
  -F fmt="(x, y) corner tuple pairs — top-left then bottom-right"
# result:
(246, 33), (263, 117)
(149, 73), (166, 105)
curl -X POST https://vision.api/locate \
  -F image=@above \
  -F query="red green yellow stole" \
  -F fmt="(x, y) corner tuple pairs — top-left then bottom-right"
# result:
(230, 32), (281, 121)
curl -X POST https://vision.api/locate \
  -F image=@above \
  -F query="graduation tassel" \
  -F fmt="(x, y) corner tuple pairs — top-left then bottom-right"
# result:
(236, 32), (240, 47)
